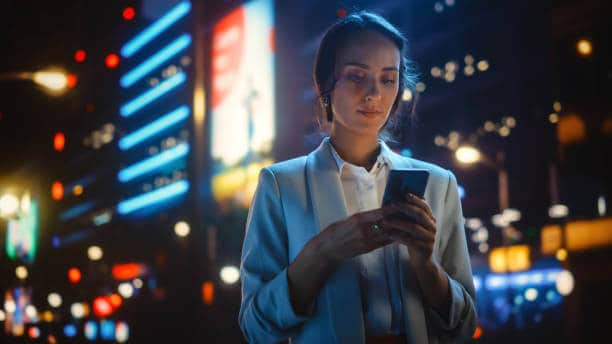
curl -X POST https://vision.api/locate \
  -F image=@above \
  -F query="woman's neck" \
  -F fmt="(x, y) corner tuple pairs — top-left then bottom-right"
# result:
(329, 129), (380, 170)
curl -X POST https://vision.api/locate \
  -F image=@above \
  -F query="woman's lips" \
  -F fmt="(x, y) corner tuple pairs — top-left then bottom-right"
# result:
(357, 110), (383, 117)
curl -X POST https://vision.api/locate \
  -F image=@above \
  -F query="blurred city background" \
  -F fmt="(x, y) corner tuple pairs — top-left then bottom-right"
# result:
(0, 0), (610, 343)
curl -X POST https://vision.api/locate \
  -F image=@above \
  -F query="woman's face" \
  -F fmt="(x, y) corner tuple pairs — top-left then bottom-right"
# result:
(330, 30), (401, 138)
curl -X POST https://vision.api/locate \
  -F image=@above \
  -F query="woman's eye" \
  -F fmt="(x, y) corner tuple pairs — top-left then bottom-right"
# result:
(382, 79), (397, 85)
(347, 74), (366, 83)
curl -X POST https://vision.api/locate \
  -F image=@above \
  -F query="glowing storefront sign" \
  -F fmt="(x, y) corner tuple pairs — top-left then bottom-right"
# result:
(6, 200), (39, 263)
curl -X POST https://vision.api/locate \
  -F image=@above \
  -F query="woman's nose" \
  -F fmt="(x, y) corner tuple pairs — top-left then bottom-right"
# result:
(365, 80), (382, 102)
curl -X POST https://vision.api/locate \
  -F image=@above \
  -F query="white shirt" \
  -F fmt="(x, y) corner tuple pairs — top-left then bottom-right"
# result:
(327, 140), (404, 336)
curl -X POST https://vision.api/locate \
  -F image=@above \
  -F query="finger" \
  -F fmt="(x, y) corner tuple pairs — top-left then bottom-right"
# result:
(381, 219), (435, 243)
(354, 206), (397, 224)
(405, 194), (435, 222)
(363, 237), (394, 254)
(385, 232), (434, 250)
(391, 204), (436, 234)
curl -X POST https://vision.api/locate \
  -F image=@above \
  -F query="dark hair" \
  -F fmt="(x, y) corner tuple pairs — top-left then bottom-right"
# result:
(313, 11), (419, 141)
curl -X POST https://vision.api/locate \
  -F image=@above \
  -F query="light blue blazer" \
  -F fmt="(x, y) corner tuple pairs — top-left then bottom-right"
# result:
(239, 138), (477, 343)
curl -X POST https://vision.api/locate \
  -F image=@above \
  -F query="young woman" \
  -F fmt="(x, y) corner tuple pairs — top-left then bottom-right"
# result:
(239, 11), (477, 344)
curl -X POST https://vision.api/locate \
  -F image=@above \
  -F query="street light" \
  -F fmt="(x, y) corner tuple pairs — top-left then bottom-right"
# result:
(0, 69), (69, 94)
(455, 145), (510, 212)
(455, 145), (520, 246)
(455, 145), (481, 164)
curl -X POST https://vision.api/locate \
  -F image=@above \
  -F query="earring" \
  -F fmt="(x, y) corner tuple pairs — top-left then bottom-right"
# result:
(322, 96), (329, 108)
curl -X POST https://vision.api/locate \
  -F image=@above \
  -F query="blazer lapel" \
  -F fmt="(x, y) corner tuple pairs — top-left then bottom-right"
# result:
(306, 138), (364, 343)
(306, 138), (349, 233)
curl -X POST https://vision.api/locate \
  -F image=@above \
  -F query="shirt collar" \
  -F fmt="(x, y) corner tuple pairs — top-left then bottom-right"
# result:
(325, 137), (394, 174)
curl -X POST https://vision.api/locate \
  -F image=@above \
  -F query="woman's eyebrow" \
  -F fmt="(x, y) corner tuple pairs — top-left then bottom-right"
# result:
(342, 62), (399, 71)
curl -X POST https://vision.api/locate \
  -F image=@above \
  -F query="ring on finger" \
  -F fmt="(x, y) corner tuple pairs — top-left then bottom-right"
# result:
(371, 223), (382, 233)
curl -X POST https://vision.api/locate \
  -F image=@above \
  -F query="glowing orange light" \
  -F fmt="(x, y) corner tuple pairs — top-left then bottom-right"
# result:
(68, 267), (81, 283)
(202, 281), (214, 305)
(122, 7), (136, 21)
(74, 50), (86, 63)
(576, 39), (593, 56)
(52, 182), (64, 200)
(93, 296), (113, 317)
(472, 326), (483, 339)
(112, 263), (145, 280)
(66, 74), (78, 88)
(73, 185), (83, 196)
(108, 294), (122, 309)
(557, 114), (586, 145)
(105, 53), (120, 69)
(53, 132), (65, 152)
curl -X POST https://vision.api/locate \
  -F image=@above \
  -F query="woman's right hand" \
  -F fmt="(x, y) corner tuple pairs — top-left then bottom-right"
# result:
(314, 206), (398, 266)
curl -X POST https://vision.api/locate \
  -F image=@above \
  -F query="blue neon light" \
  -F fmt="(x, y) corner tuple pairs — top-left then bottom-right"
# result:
(120, 72), (186, 117)
(93, 212), (112, 226)
(119, 106), (190, 150)
(483, 268), (563, 291)
(121, 1), (192, 58)
(64, 324), (77, 337)
(100, 320), (115, 340)
(117, 180), (189, 214)
(118, 143), (189, 182)
(120, 34), (192, 88)
(59, 201), (96, 221)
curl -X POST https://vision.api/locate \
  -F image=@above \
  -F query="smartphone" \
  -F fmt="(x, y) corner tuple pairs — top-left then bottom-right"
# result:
(382, 169), (430, 206)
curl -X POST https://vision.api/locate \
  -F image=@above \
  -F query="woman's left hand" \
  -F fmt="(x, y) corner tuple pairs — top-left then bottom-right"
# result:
(381, 193), (437, 269)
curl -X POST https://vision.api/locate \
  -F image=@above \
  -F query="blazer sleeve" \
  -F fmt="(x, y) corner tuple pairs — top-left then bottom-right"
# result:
(239, 167), (312, 343)
(426, 170), (478, 342)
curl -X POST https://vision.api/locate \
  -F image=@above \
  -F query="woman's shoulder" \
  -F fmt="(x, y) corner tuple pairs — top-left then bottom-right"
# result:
(263, 155), (309, 177)
(407, 157), (451, 178)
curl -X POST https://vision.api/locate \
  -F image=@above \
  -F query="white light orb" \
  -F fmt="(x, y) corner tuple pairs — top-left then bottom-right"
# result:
(455, 146), (481, 164)
(87, 246), (103, 261)
(220, 266), (240, 285)
(133, 278), (143, 289)
(466, 218), (483, 230)
(491, 213), (509, 228)
(555, 270), (575, 296)
(549, 204), (569, 218)
(525, 288), (538, 301)
(47, 293), (62, 308)
(25, 305), (38, 318)
(0, 194), (20, 217)
(15, 266), (28, 280)
(502, 208), (522, 223)
(70, 303), (85, 319)
(402, 89), (413, 102)
(174, 221), (191, 237)
(118, 283), (134, 298)
(598, 196), (606, 216)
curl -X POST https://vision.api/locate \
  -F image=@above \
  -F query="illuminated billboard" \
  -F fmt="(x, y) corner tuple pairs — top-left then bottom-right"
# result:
(5, 200), (38, 263)
(210, 0), (275, 206)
